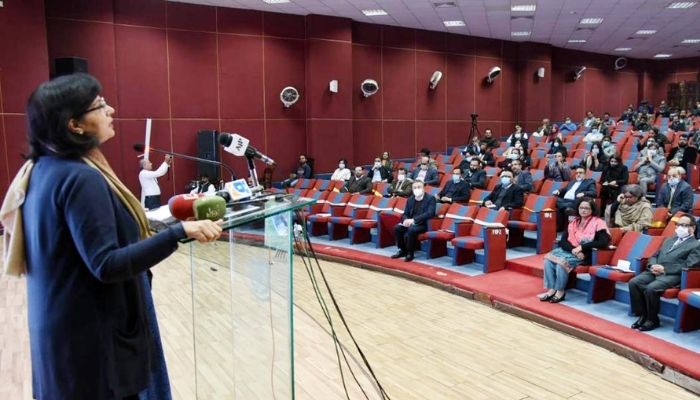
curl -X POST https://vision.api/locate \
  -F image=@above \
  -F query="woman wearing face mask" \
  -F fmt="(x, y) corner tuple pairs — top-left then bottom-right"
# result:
(380, 151), (393, 171)
(505, 124), (529, 150)
(545, 124), (562, 144)
(546, 138), (567, 158)
(499, 141), (530, 169)
(601, 136), (616, 158)
(331, 158), (351, 181)
(599, 155), (629, 214)
(540, 198), (610, 303)
(633, 143), (666, 195)
(1, 74), (222, 400)
(608, 184), (652, 231)
(583, 142), (607, 172)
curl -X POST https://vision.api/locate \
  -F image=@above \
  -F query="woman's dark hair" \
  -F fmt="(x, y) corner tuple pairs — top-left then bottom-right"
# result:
(574, 197), (598, 218)
(338, 158), (348, 166)
(26, 73), (102, 160)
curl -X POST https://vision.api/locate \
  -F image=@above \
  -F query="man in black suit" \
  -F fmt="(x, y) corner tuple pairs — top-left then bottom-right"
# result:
(436, 167), (470, 204)
(460, 158), (487, 189)
(482, 170), (524, 211)
(667, 133), (698, 170)
(629, 213), (700, 331)
(391, 181), (436, 262)
(387, 167), (413, 198)
(367, 157), (393, 183)
(342, 166), (373, 194)
(552, 166), (597, 230)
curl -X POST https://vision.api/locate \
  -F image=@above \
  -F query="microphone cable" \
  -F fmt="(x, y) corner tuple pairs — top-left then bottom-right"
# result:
(293, 210), (392, 400)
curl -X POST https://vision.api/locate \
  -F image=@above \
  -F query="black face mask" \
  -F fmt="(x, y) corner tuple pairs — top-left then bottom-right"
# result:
(469, 167), (478, 172)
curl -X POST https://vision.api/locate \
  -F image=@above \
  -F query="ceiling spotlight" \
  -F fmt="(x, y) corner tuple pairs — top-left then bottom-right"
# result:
(433, 1), (457, 7)
(681, 39), (700, 44)
(511, 31), (531, 37)
(568, 39), (587, 43)
(511, 5), (536, 12)
(443, 20), (465, 27)
(654, 54), (672, 58)
(580, 18), (603, 24)
(362, 9), (388, 16)
(263, 0), (291, 4)
(615, 47), (632, 51)
(667, 2), (697, 9)
(635, 30), (657, 35)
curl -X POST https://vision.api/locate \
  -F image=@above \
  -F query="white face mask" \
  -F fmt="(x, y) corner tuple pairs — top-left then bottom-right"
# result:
(647, 149), (657, 156)
(592, 148), (599, 155)
(553, 142), (559, 147)
(413, 188), (424, 198)
(515, 134), (521, 139)
(452, 174), (460, 183)
(668, 177), (680, 186)
(374, 162), (381, 168)
(510, 153), (519, 160)
(501, 177), (511, 186)
(339, 163), (345, 169)
(675, 226), (691, 239)
(398, 174), (405, 182)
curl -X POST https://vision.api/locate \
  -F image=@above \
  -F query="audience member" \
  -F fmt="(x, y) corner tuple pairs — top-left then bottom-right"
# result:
(670, 115), (687, 132)
(482, 170), (524, 211)
(546, 138), (568, 158)
(418, 148), (438, 169)
(582, 111), (595, 129)
(462, 159), (487, 189)
(282, 154), (312, 188)
(559, 117), (577, 134)
(480, 129), (499, 150)
(510, 159), (533, 193)
(609, 184), (652, 232)
(463, 135), (482, 156)
(637, 127), (668, 151)
(618, 106), (636, 123)
(411, 156), (439, 186)
(368, 157), (393, 183)
(658, 167), (694, 217)
(138, 154), (172, 210)
(583, 118), (607, 143)
(475, 142), (495, 167)
(391, 181), (436, 262)
(553, 166), (597, 230)
(505, 124), (529, 149)
(544, 152), (571, 182)
(189, 174), (216, 195)
(629, 213), (700, 332)
(380, 151), (393, 171)
(634, 115), (651, 132)
(532, 118), (552, 138)
(633, 142), (666, 195)
(540, 198), (610, 303)
(387, 167), (413, 198)
(436, 168), (470, 204)
(602, 112), (616, 128)
(582, 142), (607, 172)
(601, 136), (616, 158)
(330, 158), (351, 181)
(667, 133), (697, 169)
(656, 100), (670, 118)
(546, 124), (562, 143)
(341, 166), (372, 194)
(599, 155), (629, 212)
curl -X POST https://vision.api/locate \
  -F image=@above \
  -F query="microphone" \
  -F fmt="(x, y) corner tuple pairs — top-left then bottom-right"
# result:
(133, 143), (237, 180)
(193, 196), (226, 221)
(168, 194), (201, 220)
(218, 132), (276, 165)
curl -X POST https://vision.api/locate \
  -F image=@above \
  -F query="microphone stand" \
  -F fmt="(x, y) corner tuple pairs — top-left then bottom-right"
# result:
(143, 146), (237, 181)
(246, 154), (268, 197)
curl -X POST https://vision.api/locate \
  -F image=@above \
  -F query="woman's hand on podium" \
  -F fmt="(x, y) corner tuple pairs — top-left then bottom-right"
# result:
(182, 219), (223, 243)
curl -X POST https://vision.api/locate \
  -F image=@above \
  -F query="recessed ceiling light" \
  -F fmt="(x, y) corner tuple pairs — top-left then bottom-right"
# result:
(262, 0), (291, 4)
(654, 53), (672, 58)
(568, 39), (587, 43)
(433, 1), (456, 8)
(443, 20), (465, 27)
(667, 2), (697, 9)
(511, 5), (536, 12)
(635, 30), (657, 35)
(580, 18), (603, 24)
(681, 39), (700, 44)
(511, 31), (531, 37)
(362, 9), (388, 16)
(615, 47), (632, 51)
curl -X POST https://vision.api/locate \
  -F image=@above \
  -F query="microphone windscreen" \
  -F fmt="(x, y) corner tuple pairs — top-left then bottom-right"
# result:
(193, 196), (226, 221)
(218, 132), (232, 146)
(133, 143), (145, 152)
(215, 190), (231, 203)
(168, 194), (200, 220)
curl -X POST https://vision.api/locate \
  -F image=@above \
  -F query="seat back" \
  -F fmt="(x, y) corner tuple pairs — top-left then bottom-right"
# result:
(312, 179), (332, 191)
(435, 202), (451, 218)
(390, 197), (408, 217)
(343, 194), (373, 218)
(372, 182), (390, 197)
(294, 178), (316, 190)
(468, 189), (491, 204)
(538, 179), (569, 195)
(364, 196), (397, 220)
(610, 231), (665, 266)
(519, 194), (557, 223)
(318, 192), (351, 213)
(469, 207), (509, 236)
(649, 207), (670, 229)
(300, 190), (329, 212)
(440, 204), (478, 232)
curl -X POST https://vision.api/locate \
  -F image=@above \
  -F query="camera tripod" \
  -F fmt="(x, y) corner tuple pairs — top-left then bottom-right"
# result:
(467, 114), (481, 145)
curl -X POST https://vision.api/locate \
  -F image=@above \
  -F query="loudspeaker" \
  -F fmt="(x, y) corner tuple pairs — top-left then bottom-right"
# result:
(196, 130), (220, 183)
(53, 57), (88, 77)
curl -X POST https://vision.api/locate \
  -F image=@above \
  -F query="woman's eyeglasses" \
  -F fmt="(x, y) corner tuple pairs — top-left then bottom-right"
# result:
(77, 96), (108, 117)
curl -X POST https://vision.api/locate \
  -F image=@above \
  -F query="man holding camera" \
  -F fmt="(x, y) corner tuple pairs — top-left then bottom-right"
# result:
(139, 154), (173, 210)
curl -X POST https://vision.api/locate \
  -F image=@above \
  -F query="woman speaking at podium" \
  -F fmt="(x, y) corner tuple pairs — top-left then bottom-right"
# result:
(0, 74), (221, 399)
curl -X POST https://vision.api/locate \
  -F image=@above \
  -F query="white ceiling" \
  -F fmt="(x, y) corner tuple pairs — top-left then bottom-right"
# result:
(169, 0), (700, 59)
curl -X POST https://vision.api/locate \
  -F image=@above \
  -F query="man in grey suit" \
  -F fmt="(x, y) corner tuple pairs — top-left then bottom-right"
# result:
(629, 213), (700, 331)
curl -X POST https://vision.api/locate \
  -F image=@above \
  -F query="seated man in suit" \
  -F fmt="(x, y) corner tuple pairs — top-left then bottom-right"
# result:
(367, 157), (393, 183)
(387, 167), (413, 198)
(667, 133), (698, 170)
(391, 181), (436, 262)
(482, 170), (524, 211)
(436, 167), (470, 204)
(544, 152), (571, 182)
(480, 128), (499, 150)
(552, 166), (597, 230)
(411, 156), (439, 186)
(657, 166), (694, 218)
(461, 158), (487, 189)
(510, 159), (533, 193)
(629, 213), (700, 331)
(341, 166), (373, 194)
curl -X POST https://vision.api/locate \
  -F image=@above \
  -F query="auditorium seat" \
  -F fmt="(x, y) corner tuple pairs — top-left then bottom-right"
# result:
(645, 207), (670, 236)
(507, 194), (557, 254)
(372, 182), (390, 197)
(674, 268), (700, 333)
(422, 204), (478, 259)
(306, 192), (351, 236)
(450, 207), (509, 271)
(376, 198), (409, 248)
(538, 180), (569, 197)
(468, 189), (491, 205)
(327, 194), (374, 240)
(348, 196), (398, 245)
(311, 179), (332, 191)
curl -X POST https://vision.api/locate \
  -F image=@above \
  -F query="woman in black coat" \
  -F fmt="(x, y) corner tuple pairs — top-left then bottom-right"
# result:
(599, 155), (629, 213)
(2, 74), (222, 399)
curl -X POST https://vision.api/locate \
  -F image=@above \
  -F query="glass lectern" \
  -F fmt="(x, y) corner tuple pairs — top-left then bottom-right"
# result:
(181, 195), (312, 399)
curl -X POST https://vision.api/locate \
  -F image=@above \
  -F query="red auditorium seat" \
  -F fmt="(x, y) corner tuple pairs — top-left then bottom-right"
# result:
(348, 196), (398, 244)
(422, 204), (478, 259)
(507, 194), (557, 254)
(376, 198), (408, 248)
(327, 194), (374, 240)
(674, 268), (700, 333)
(450, 207), (509, 272)
(306, 192), (351, 236)
(645, 207), (670, 236)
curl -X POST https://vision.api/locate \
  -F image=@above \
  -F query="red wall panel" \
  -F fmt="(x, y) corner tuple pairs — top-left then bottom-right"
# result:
(114, 26), (169, 119)
(416, 51), (446, 120)
(266, 119), (307, 180)
(352, 120), (382, 166)
(383, 121), (416, 159)
(114, 0), (166, 28)
(307, 120), (353, 172)
(583, 70), (604, 116)
(474, 58), (502, 122)
(0, 116), (8, 195)
(383, 26), (415, 49)
(500, 60), (519, 123)
(306, 15), (351, 41)
(353, 45), (382, 119)
(447, 122), (469, 148)
(45, 0), (113, 22)
(263, 13), (305, 39)
(264, 38), (306, 120)
(218, 8), (263, 35)
(219, 34), (264, 119)
(445, 54), (475, 120)
(382, 48), (415, 120)
(416, 121), (446, 156)
(4, 115), (30, 174)
(171, 119), (219, 195)
(619, 72), (639, 112)
(306, 40), (352, 119)
(168, 30), (218, 119)
(166, 2), (216, 32)
(352, 22), (381, 46)
(415, 30), (446, 52)
(219, 119), (266, 180)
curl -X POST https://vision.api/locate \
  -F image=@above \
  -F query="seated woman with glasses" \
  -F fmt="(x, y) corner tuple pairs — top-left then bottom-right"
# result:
(607, 184), (653, 232)
(540, 197), (610, 303)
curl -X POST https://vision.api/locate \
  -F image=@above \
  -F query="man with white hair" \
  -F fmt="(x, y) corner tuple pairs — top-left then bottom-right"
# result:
(138, 154), (172, 210)
(658, 166), (694, 217)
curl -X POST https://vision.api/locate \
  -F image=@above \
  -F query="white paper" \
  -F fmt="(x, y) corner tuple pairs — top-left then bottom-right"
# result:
(616, 259), (631, 272)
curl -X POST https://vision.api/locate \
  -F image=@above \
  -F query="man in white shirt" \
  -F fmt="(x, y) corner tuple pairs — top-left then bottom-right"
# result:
(139, 155), (172, 210)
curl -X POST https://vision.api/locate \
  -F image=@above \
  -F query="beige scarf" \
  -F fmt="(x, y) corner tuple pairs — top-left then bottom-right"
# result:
(614, 198), (652, 232)
(1, 149), (150, 277)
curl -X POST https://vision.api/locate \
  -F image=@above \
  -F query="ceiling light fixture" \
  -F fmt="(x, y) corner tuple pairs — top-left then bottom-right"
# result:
(654, 54), (672, 58)
(681, 39), (700, 44)
(511, 5), (536, 12)
(568, 39), (587, 43)
(433, 1), (457, 8)
(667, 2), (697, 9)
(361, 9), (388, 16)
(635, 30), (657, 35)
(511, 31), (531, 37)
(262, 0), (291, 4)
(443, 20), (465, 27)
(615, 47), (632, 51)
(580, 18), (603, 24)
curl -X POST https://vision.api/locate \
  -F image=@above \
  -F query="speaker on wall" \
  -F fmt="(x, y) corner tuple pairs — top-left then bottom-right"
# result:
(53, 57), (88, 77)
(196, 130), (220, 183)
